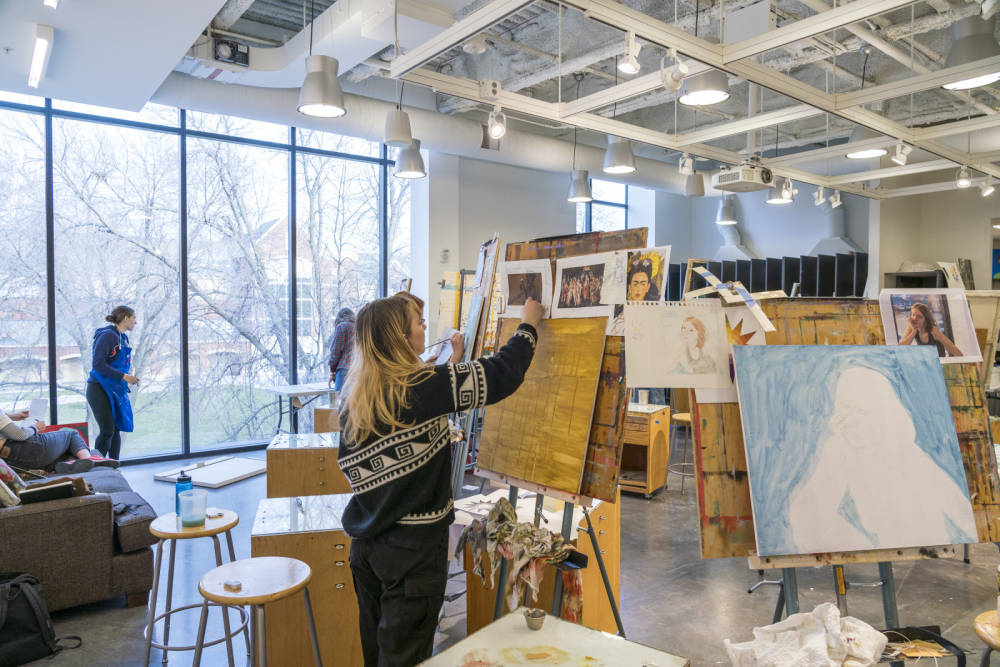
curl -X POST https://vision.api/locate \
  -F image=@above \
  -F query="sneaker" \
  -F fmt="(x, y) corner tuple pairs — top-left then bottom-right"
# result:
(87, 455), (120, 469)
(54, 458), (95, 474)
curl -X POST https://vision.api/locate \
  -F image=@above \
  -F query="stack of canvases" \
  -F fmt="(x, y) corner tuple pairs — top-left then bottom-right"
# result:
(623, 284), (989, 559)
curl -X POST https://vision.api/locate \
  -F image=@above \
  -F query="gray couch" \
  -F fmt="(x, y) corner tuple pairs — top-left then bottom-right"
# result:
(0, 468), (157, 611)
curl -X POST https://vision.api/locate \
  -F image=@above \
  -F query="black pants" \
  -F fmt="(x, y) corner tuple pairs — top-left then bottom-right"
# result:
(349, 525), (448, 667)
(86, 381), (121, 459)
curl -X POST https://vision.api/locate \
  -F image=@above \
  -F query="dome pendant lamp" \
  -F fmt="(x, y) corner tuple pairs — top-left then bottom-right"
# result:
(941, 16), (1000, 91)
(567, 74), (593, 203)
(298, 0), (346, 118)
(677, 1), (729, 106)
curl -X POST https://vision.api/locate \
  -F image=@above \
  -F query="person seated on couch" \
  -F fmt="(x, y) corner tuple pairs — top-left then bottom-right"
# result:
(0, 410), (118, 474)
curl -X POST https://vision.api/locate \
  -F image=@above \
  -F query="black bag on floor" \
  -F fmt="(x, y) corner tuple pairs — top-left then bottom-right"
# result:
(0, 573), (80, 667)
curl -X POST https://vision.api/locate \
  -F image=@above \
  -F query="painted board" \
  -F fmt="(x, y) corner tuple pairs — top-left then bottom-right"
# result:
(154, 456), (267, 488)
(477, 317), (606, 496)
(623, 301), (731, 389)
(693, 298), (1000, 561)
(500, 259), (552, 317)
(504, 228), (648, 262)
(734, 345), (977, 556)
(880, 288), (982, 364)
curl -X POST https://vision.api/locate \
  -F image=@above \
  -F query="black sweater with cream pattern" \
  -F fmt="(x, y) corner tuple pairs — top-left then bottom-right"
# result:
(338, 323), (537, 540)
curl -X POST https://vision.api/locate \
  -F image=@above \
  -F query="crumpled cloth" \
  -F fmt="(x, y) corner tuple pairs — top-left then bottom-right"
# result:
(725, 602), (887, 667)
(455, 497), (578, 610)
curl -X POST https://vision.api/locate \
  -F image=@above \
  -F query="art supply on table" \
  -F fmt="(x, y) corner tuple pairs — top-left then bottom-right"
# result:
(523, 608), (545, 631)
(174, 472), (192, 516)
(177, 489), (207, 527)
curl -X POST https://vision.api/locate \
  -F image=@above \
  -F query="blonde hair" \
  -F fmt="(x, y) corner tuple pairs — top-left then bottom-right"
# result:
(342, 295), (433, 445)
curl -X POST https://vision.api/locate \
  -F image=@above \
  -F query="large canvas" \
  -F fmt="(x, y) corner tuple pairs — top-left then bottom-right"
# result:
(623, 301), (731, 389)
(733, 345), (977, 556)
(477, 317), (606, 495)
(880, 288), (981, 364)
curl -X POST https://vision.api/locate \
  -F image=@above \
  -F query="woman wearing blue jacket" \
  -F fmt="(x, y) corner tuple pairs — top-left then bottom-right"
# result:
(86, 306), (140, 459)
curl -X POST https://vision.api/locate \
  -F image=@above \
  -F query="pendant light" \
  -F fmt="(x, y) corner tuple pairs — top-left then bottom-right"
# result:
(941, 16), (1000, 90)
(567, 74), (592, 203)
(715, 195), (737, 225)
(384, 5), (411, 146)
(603, 57), (637, 175)
(298, 0), (346, 118)
(685, 172), (705, 196)
(678, 1), (729, 106)
(394, 139), (425, 179)
(845, 126), (887, 159)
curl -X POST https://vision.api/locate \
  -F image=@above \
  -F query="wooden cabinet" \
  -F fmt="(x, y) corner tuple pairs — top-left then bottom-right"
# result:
(463, 491), (621, 636)
(266, 432), (352, 498)
(618, 404), (670, 497)
(251, 494), (362, 667)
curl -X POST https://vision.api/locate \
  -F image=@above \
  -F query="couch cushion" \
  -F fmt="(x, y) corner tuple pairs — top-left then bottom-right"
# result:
(78, 467), (132, 494)
(108, 491), (157, 553)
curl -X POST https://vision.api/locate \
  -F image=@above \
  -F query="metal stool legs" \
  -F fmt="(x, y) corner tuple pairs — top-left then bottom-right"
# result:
(666, 421), (694, 493)
(143, 539), (166, 667)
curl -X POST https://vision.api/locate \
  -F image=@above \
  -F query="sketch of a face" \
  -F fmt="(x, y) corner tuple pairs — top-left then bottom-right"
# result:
(829, 367), (914, 447)
(680, 319), (702, 349)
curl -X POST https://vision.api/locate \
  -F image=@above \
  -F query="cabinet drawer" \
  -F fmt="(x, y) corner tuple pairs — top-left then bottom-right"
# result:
(267, 449), (352, 498)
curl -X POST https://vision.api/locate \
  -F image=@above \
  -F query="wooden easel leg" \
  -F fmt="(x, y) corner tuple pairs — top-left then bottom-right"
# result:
(582, 508), (626, 637)
(549, 502), (575, 617)
(781, 568), (799, 615)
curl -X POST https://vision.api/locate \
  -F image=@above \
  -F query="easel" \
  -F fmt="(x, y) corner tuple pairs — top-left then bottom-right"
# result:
(479, 473), (626, 638)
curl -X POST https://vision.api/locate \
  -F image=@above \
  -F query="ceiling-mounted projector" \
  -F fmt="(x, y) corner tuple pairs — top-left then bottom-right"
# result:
(712, 160), (773, 192)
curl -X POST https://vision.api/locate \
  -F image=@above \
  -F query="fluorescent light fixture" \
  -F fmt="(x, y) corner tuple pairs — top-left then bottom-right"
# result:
(942, 16), (1000, 90)
(766, 178), (793, 205)
(618, 31), (641, 74)
(28, 24), (53, 89)
(568, 169), (593, 203)
(828, 190), (842, 208)
(981, 176), (996, 197)
(890, 141), (913, 166)
(813, 187), (825, 206)
(298, 55), (346, 118)
(393, 139), (425, 179)
(956, 166), (972, 188)
(42, 0), (59, 7)
(715, 195), (737, 225)
(678, 153), (694, 176)
(845, 126), (888, 159)
(603, 135), (636, 174)
(661, 50), (688, 93)
(487, 104), (507, 139)
(384, 108), (412, 147)
(685, 172), (705, 197)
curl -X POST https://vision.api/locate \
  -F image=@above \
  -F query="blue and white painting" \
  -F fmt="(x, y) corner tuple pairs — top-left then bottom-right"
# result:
(733, 345), (977, 556)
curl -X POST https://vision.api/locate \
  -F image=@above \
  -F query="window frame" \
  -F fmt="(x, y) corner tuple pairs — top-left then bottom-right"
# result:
(579, 178), (629, 232)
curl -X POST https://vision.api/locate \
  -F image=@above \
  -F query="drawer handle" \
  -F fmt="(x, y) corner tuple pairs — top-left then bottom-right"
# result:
(318, 456), (325, 462)
(319, 482), (326, 486)
(335, 583), (345, 590)
(599, 530), (606, 535)
(334, 544), (345, 550)
(319, 467), (326, 471)
(600, 550), (607, 555)
(335, 561), (345, 567)
(599, 515), (608, 521)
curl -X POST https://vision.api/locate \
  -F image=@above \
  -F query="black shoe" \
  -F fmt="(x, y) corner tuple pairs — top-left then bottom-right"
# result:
(89, 456), (120, 469)
(54, 458), (95, 474)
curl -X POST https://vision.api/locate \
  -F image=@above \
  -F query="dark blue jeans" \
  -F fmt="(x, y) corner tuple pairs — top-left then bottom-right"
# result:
(334, 368), (347, 392)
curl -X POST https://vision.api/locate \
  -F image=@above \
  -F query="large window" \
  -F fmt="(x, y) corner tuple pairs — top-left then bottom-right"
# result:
(576, 178), (629, 233)
(0, 98), (410, 460)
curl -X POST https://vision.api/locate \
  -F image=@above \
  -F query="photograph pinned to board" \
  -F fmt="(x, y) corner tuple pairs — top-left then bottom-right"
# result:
(936, 262), (964, 288)
(626, 246), (671, 301)
(551, 252), (624, 318)
(623, 300), (731, 389)
(879, 288), (981, 364)
(733, 345), (977, 556)
(499, 259), (552, 317)
(695, 305), (768, 403)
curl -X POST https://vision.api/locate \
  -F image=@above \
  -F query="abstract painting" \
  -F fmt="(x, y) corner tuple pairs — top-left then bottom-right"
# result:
(733, 345), (977, 556)
(623, 301), (731, 389)
(551, 252), (624, 318)
(626, 246), (671, 301)
(880, 288), (982, 364)
(499, 259), (552, 318)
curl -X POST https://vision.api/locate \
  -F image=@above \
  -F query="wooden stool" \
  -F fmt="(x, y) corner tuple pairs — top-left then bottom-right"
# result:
(143, 509), (248, 667)
(193, 556), (322, 667)
(667, 410), (694, 493)
(975, 610), (1000, 666)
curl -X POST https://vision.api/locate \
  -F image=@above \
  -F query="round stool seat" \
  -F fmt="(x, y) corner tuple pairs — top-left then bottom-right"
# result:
(975, 610), (1000, 649)
(150, 508), (239, 540)
(673, 412), (691, 424)
(200, 557), (311, 607)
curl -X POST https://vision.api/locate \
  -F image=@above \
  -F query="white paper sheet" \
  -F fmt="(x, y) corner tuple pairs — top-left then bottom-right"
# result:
(499, 259), (553, 318)
(29, 398), (47, 422)
(879, 288), (981, 364)
(695, 305), (768, 403)
(551, 252), (619, 319)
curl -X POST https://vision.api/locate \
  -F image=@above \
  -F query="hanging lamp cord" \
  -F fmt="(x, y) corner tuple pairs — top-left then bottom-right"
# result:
(309, 0), (315, 56)
(572, 77), (582, 169)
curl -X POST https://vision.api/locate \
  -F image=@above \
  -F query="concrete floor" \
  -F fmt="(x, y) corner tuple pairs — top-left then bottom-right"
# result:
(30, 456), (999, 666)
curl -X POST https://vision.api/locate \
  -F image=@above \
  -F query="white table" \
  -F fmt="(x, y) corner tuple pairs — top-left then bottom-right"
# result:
(421, 611), (689, 666)
(261, 382), (336, 434)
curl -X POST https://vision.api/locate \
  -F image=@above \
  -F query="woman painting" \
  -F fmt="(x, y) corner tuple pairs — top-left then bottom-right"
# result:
(86, 306), (139, 460)
(338, 294), (541, 666)
(675, 316), (717, 374)
(899, 302), (962, 358)
(627, 257), (661, 301)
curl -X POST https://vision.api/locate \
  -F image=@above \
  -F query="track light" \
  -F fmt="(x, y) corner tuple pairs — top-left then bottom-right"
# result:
(982, 176), (996, 197)
(660, 49), (688, 93)
(28, 24), (53, 89)
(568, 169), (593, 203)
(394, 139), (425, 179)
(678, 153), (694, 176)
(941, 16), (1000, 90)
(42, 0), (59, 7)
(956, 166), (972, 188)
(813, 187), (825, 206)
(845, 126), (888, 159)
(828, 190), (842, 208)
(766, 178), (793, 205)
(618, 31), (641, 75)
(781, 179), (798, 202)
(715, 195), (737, 225)
(890, 141), (913, 166)
(487, 104), (507, 140)
(603, 135), (636, 174)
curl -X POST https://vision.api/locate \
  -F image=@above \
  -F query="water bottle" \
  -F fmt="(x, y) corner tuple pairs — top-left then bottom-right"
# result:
(175, 473), (192, 517)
